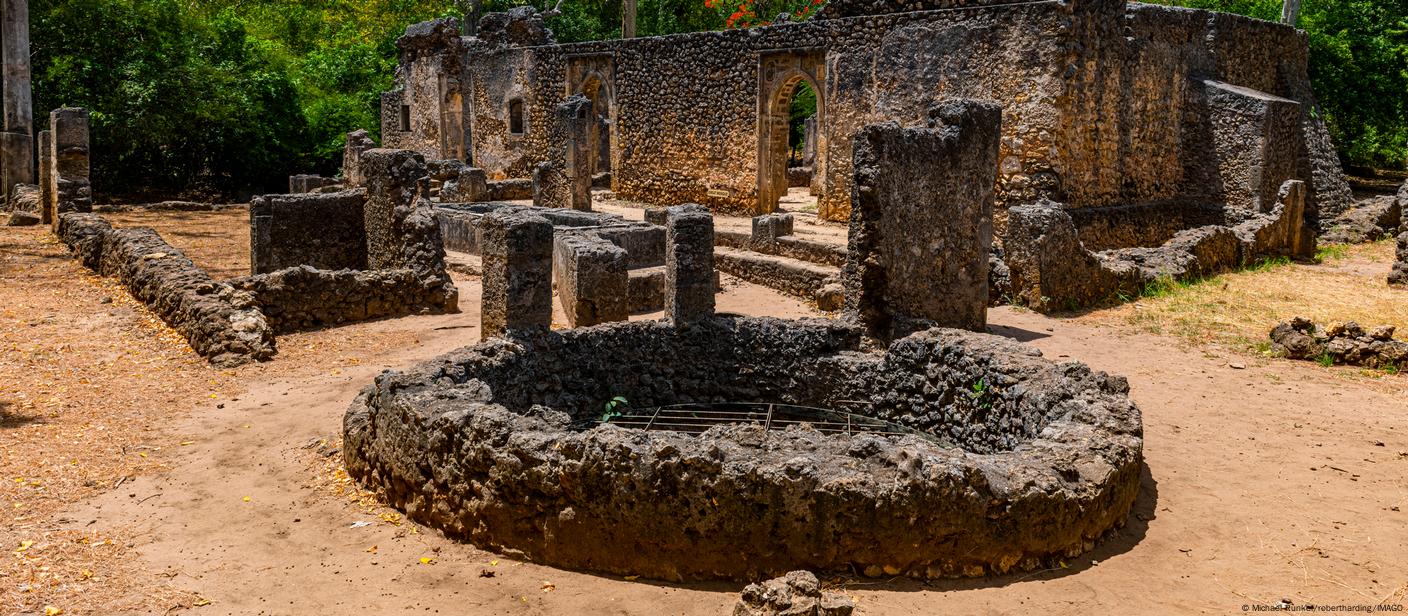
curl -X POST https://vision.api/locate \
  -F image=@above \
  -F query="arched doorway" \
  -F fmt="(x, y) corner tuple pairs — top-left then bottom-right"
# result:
(757, 51), (825, 215)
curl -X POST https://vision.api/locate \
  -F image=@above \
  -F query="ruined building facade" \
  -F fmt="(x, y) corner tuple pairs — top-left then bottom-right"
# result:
(380, 0), (1351, 236)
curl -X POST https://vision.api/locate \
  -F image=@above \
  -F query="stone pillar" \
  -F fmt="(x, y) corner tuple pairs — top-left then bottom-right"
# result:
(342, 129), (376, 187)
(0, 0), (33, 201)
(622, 0), (637, 38)
(553, 232), (628, 327)
(751, 213), (793, 244)
(49, 108), (91, 230)
(481, 209), (554, 339)
(557, 95), (593, 211)
(664, 204), (714, 326)
(35, 129), (49, 223)
(844, 100), (1001, 338)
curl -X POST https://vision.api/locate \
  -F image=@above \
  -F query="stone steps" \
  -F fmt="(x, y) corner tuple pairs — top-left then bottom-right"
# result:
(713, 246), (842, 310)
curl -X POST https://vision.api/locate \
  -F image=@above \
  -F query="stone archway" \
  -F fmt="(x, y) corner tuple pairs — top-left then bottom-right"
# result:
(757, 50), (825, 215)
(566, 54), (617, 188)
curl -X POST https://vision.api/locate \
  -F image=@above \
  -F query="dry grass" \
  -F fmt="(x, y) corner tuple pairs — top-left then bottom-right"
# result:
(1080, 240), (1407, 356)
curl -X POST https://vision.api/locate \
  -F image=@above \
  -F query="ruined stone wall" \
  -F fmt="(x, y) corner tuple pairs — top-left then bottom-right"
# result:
(249, 191), (368, 275)
(390, 1), (1345, 228)
(415, 2), (1068, 220)
(1079, 3), (1353, 222)
(229, 266), (457, 334)
(55, 213), (276, 367)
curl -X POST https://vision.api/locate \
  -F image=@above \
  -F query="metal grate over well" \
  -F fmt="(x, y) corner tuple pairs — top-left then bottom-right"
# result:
(596, 402), (948, 444)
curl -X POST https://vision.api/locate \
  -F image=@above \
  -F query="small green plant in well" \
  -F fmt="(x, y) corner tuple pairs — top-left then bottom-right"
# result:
(600, 396), (629, 423)
(968, 379), (994, 410)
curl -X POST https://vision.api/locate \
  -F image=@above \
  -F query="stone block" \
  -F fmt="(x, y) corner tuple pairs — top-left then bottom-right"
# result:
(553, 232), (628, 327)
(1202, 80), (1303, 214)
(48, 108), (91, 228)
(481, 209), (554, 337)
(665, 204), (715, 326)
(1390, 231), (1408, 287)
(443, 167), (488, 202)
(751, 213), (794, 244)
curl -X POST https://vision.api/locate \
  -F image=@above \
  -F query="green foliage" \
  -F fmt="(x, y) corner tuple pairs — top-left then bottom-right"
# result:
(1315, 243), (1350, 261)
(788, 81), (816, 164)
(601, 395), (630, 422)
(967, 378), (993, 411)
(1151, 0), (1408, 169)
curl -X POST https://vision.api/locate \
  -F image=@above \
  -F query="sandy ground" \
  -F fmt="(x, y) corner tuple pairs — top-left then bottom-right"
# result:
(3, 210), (1407, 615)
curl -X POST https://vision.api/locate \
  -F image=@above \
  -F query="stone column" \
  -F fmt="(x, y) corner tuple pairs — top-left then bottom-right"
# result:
(557, 95), (593, 211)
(35, 128), (49, 223)
(664, 204), (714, 326)
(843, 100), (1001, 338)
(0, 0), (33, 201)
(49, 108), (91, 230)
(342, 129), (376, 187)
(481, 209), (554, 339)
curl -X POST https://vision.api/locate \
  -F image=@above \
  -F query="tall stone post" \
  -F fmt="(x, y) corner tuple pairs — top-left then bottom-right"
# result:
(622, 0), (637, 38)
(35, 128), (49, 223)
(664, 204), (715, 326)
(481, 209), (554, 339)
(49, 108), (91, 230)
(0, 0), (34, 200)
(557, 95), (593, 211)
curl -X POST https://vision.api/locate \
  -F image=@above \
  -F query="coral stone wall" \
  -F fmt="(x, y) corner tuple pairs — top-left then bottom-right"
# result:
(249, 191), (368, 275)
(343, 317), (1144, 580)
(388, 1), (1348, 230)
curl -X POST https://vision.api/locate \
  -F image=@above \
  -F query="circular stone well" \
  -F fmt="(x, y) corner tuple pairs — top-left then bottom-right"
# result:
(343, 316), (1143, 581)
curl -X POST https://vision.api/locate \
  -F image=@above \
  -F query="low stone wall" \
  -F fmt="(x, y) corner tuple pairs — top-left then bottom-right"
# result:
(716, 213), (847, 268)
(55, 213), (276, 367)
(486, 179), (532, 201)
(1006, 180), (1314, 310)
(343, 316), (1142, 581)
(1270, 317), (1407, 368)
(250, 191), (368, 275)
(229, 265), (458, 334)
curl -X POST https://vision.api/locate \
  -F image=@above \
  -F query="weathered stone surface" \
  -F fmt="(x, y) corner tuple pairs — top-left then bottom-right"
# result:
(1004, 199), (1131, 310)
(6, 182), (39, 212)
(359, 149), (458, 311)
(476, 7), (555, 50)
(387, 1), (1348, 228)
(249, 190), (368, 275)
(1270, 317), (1408, 367)
(665, 204), (715, 326)
(480, 209), (553, 338)
(55, 213), (276, 367)
(1320, 193), (1401, 244)
(1389, 231), (1408, 287)
(441, 167), (488, 202)
(229, 265), (455, 334)
(553, 232), (627, 327)
(37, 130), (51, 223)
(48, 108), (91, 228)
(342, 317), (1143, 581)
(1197, 80), (1302, 214)
(557, 95), (594, 212)
(6, 209), (38, 226)
(735, 571), (853, 616)
(844, 101), (999, 336)
(531, 160), (570, 209)
(288, 174), (342, 194)
(343, 129), (377, 187)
